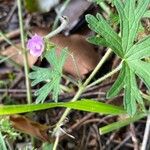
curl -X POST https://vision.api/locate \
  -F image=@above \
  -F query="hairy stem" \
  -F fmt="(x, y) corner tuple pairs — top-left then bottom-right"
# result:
(17, 0), (32, 104)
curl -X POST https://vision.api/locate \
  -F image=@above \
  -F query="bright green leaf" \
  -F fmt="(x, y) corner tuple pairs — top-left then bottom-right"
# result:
(86, 13), (123, 57)
(107, 63), (125, 98)
(0, 99), (126, 116)
(87, 36), (111, 47)
(129, 60), (150, 89)
(125, 36), (150, 60)
(100, 113), (145, 135)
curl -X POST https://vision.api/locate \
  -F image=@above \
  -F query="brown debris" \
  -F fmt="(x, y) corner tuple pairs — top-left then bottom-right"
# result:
(10, 115), (50, 142)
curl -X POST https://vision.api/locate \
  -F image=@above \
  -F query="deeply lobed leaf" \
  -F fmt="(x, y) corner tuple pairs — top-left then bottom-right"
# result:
(29, 47), (67, 103)
(86, 13), (123, 57)
(86, 0), (150, 116)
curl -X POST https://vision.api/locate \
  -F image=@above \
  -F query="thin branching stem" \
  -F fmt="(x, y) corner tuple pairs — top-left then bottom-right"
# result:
(83, 49), (112, 87)
(53, 49), (120, 145)
(17, 0), (32, 104)
(53, 135), (60, 150)
(52, 0), (71, 30)
(45, 16), (68, 39)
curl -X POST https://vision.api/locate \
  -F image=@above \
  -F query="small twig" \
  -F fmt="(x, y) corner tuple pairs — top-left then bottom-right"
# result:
(0, 1), (17, 25)
(0, 29), (20, 43)
(45, 16), (68, 39)
(102, 132), (116, 149)
(130, 124), (139, 150)
(114, 134), (131, 150)
(0, 52), (19, 64)
(62, 74), (79, 86)
(0, 32), (21, 52)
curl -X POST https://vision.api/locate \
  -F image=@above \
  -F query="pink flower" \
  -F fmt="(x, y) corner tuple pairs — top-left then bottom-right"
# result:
(27, 34), (44, 57)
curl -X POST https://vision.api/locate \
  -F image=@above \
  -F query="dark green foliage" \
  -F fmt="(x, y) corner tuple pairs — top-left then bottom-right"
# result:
(86, 0), (150, 116)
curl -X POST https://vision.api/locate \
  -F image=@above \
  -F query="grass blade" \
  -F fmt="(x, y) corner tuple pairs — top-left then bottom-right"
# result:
(0, 99), (126, 115)
(100, 113), (145, 135)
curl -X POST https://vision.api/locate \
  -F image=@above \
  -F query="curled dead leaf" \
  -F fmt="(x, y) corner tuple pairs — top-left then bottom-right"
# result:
(9, 115), (50, 142)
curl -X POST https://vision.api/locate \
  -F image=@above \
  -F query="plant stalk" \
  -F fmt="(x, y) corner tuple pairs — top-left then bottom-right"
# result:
(141, 107), (150, 150)
(52, 0), (71, 30)
(17, 0), (32, 104)
(53, 135), (59, 150)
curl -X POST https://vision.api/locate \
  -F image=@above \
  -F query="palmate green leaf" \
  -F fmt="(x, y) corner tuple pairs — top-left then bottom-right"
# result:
(129, 60), (150, 89)
(107, 63), (125, 98)
(114, 0), (150, 52)
(86, 0), (150, 116)
(86, 13), (123, 57)
(29, 66), (52, 86)
(87, 36), (111, 47)
(143, 10), (150, 18)
(108, 62), (144, 116)
(0, 99), (126, 115)
(29, 48), (67, 103)
(125, 36), (150, 60)
(123, 63), (143, 116)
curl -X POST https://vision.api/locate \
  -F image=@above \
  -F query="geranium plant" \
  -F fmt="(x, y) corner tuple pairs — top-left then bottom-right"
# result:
(1, 0), (150, 149)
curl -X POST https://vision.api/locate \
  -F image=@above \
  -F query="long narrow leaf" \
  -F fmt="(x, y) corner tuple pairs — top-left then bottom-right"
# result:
(0, 100), (126, 115)
(100, 113), (145, 135)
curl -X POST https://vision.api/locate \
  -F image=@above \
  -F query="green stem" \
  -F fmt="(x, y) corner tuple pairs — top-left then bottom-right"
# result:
(87, 63), (122, 89)
(83, 49), (112, 87)
(53, 135), (59, 150)
(53, 49), (113, 133)
(60, 85), (73, 93)
(17, 0), (32, 104)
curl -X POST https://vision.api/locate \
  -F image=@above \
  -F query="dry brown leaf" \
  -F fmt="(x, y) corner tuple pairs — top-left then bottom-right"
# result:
(33, 27), (99, 78)
(10, 115), (50, 142)
(51, 34), (99, 78)
(0, 43), (38, 68)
